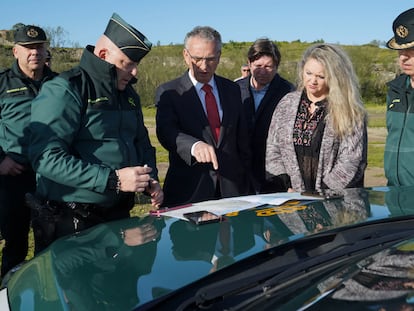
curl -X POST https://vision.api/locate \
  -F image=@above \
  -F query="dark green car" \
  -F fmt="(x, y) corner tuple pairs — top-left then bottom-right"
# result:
(2, 186), (414, 310)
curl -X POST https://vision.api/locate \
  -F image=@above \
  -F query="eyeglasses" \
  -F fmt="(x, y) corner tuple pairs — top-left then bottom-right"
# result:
(186, 49), (219, 65)
(242, 69), (250, 72)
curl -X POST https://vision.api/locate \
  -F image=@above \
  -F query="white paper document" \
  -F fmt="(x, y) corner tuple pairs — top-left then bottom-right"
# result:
(150, 192), (323, 220)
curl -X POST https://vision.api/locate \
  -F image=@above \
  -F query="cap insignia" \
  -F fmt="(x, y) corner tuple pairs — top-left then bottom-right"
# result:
(27, 28), (39, 38)
(396, 25), (409, 38)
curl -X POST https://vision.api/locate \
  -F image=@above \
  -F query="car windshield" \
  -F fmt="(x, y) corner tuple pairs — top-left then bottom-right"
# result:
(140, 216), (414, 310)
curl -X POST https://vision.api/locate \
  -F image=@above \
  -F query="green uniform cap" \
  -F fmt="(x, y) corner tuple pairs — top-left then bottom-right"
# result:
(104, 13), (152, 62)
(387, 8), (414, 50)
(14, 25), (48, 45)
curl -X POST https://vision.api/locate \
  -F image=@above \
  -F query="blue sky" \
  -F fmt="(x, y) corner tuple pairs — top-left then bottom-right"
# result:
(1, 1), (413, 47)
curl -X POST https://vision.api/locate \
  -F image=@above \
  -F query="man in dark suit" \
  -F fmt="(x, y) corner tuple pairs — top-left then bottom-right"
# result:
(236, 38), (294, 194)
(155, 26), (253, 207)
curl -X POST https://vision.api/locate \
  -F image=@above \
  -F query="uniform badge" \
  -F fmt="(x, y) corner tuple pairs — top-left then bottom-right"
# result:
(26, 28), (39, 39)
(396, 25), (409, 39)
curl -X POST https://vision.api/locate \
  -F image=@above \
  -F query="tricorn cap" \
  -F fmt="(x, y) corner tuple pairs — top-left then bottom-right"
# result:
(104, 13), (152, 62)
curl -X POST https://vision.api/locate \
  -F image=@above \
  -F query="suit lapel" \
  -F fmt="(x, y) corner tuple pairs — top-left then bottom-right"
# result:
(254, 75), (280, 117)
(180, 73), (206, 121)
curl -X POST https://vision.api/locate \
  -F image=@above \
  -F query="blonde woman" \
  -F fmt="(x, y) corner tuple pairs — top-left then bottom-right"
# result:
(265, 43), (367, 192)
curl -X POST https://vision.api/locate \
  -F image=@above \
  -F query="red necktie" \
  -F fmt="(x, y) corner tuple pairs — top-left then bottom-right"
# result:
(202, 84), (220, 142)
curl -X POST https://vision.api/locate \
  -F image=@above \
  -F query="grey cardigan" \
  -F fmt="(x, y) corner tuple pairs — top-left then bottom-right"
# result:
(265, 91), (367, 192)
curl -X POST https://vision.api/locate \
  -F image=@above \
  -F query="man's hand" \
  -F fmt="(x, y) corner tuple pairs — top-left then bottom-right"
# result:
(122, 221), (160, 246)
(0, 156), (25, 176)
(193, 141), (218, 170)
(116, 165), (164, 208)
(145, 179), (164, 208)
(116, 165), (153, 193)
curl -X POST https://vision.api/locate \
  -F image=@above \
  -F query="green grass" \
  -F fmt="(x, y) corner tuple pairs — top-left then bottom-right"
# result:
(368, 143), (385, 168)
(365, 103), (386, 168)
(366, 103), (387, 128)
(143, 107), (169, 164)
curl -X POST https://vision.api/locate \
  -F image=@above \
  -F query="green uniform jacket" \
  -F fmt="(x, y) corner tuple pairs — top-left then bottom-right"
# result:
(384, 74), (414, 186)
(29, 45), (158, 206)
(0, 61), (57, 165)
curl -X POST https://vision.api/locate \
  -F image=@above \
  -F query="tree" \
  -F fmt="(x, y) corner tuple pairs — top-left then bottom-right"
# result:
(45, 26), (69, 48)
(8, 23), (26, 42)
(12, 23), (25, 31)
(369, 40), (382, 47)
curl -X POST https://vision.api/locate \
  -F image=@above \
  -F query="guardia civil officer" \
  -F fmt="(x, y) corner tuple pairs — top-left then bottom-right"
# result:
(384, 8), (414, 186)
(0, 25), (57, 277)
(29, 13), (163, 253)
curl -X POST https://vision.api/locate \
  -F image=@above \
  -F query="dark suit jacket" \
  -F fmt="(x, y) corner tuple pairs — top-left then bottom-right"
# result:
(155, 72), (253, 207)
(236, 74), (294, 193)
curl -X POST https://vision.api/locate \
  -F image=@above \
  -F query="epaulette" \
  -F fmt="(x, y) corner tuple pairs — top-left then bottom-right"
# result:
(57, 67), (89, 116)
(58, 67), (83, 82)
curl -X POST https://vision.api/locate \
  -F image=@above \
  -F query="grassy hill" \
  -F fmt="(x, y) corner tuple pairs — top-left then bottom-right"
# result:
(0, 40), (398, 107)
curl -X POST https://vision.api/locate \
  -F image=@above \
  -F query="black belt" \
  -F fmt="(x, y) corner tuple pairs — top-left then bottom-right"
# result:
(44, 200), (104, 232)
(47, 200), (97, 218)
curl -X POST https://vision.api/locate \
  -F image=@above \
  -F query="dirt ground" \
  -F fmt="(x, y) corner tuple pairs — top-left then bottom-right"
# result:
(365, 166), (386, 187)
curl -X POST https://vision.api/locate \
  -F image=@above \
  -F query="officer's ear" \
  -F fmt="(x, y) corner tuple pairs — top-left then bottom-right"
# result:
(12, 46), (19, 59)
(97, 48), (108, 60)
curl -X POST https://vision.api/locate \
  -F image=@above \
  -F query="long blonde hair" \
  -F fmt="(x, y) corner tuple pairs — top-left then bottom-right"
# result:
(296, 44), (366, 139)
